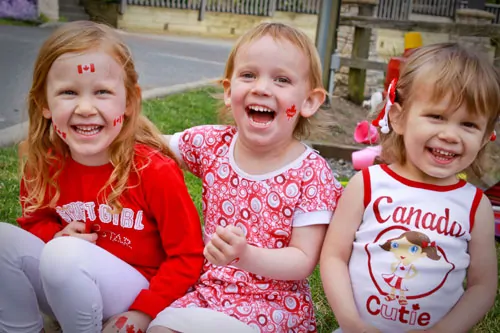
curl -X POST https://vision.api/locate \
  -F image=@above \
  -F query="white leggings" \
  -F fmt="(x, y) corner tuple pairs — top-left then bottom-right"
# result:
(0, 222), (149, 333)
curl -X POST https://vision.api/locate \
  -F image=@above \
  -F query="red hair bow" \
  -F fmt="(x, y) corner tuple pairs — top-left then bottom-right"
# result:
(422, 241), (436, 248)
(372, 78), (397, 134)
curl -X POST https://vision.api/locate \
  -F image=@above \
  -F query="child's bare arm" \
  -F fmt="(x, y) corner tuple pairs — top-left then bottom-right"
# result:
(163, 134), (188, 170)
(425, 194), (497, 333)
(231, 223), (328, 280)
(320, 172), (377, 333)
(163, 135), (172, 146)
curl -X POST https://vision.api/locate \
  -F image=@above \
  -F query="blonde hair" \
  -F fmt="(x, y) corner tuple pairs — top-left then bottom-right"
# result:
(23, 20), (175, 214)
(219, 21), (331, 139)
(379, 43), (500, 177)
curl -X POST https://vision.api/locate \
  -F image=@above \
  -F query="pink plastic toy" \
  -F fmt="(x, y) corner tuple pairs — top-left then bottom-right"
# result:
(352, 146), (382, 170)
(352, 119), (381, 170)
(353, 120), (379, 145)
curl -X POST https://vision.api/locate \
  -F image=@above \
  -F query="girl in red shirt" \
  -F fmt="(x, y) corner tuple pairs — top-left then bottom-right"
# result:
(0, 21), (204, 333)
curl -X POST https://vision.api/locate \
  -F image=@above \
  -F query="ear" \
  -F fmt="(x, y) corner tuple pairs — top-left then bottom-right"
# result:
(222, 79), (231, 107)
(42, 107), (52, 119)
(388, 103), (404, 135)
(300, 88), (325, 118)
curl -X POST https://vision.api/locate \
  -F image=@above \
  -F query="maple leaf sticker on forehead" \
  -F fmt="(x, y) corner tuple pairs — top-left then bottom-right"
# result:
(77, 63), (95, 74)
(286, 104), (297, 120)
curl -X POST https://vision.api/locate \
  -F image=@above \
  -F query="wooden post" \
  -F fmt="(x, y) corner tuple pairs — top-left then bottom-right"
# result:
(268, 0), (277, 16)
(198, 0), (207, 21)
(494, 38), (500, 68)
(347, 0), (377, 105)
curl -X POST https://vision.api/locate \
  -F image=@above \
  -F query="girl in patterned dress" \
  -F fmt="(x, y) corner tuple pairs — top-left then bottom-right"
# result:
(320, 43), (500, 333)
(148, 22), (343, 333)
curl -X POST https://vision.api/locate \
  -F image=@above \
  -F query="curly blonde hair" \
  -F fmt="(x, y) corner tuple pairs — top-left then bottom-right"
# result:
(22, 21), (175, 214)
(219, 21), (332, 140)
(379, 43), (500, 177)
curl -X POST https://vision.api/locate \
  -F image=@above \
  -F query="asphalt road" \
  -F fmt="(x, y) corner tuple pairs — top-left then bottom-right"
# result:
(0, 25), (233, 131)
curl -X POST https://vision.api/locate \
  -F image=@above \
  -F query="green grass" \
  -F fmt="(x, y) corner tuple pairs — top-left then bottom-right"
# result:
(0, 18), (40, 27)
(142, 86), (221, 218)
(1, 87), (499, 332)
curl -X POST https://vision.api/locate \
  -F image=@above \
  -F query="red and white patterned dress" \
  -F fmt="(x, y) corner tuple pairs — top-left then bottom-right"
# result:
(152, 125), (342, 333)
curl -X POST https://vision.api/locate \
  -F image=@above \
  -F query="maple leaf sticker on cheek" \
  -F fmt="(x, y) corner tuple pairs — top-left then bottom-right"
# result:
(113, 114), (124, 127)
(53, 123), (67, 139)
(77, 63), (95, 74)
(286, 104), (297, 120)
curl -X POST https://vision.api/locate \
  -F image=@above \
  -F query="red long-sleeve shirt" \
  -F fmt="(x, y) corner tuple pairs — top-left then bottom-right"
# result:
(17, 144), (205, 318)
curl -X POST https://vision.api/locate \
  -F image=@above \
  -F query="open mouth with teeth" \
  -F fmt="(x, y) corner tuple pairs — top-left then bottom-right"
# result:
(428, 148), (458, 162)
(246, 105), (276, 125)
(72, 125), (103, 136)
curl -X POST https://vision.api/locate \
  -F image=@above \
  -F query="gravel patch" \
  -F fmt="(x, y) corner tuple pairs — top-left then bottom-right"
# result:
(327, 157), (357, 181)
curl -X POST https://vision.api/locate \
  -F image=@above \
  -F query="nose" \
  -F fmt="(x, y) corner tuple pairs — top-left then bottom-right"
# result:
(74, 97), (97, 117)
(437, 125), (460, 143)
(251, 77), (271, 96)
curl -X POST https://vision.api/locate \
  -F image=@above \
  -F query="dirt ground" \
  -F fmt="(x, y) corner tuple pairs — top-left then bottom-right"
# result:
(310, 95), (500, 189)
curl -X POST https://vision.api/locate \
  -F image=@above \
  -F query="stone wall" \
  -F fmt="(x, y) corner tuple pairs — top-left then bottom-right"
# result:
(118, 4), (386, 98)
(118, 6), (318, 41)
(449, 8), (495, 60)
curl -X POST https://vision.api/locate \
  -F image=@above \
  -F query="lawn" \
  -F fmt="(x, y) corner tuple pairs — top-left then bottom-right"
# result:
(1, 87), (499, 332)
(0, 18), (40, 27)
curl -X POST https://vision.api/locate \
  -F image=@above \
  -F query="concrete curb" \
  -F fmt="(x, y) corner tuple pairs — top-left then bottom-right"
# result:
(0, 77), (220, 148)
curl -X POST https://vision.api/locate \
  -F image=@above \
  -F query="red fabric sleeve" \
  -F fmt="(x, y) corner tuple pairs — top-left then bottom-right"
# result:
(16, 179), (63, 243)
(129, 156), (204, 318)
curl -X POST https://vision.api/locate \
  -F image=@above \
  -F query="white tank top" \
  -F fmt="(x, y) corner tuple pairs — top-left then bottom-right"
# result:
(347, 164), (481, 332)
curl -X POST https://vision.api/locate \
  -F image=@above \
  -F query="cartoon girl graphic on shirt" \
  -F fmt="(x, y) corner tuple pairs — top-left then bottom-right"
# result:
(379, 231), (440, 305)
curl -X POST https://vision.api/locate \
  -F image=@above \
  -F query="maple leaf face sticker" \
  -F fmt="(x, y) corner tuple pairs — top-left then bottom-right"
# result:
(286, 105), (297, 120)
(53, 123), (67, 139)
(113, 114), (124, 127)
(77, 63), (95, 74)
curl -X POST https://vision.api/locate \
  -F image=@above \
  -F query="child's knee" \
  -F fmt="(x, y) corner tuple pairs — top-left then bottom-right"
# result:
(0, 222), (26, 251)
(0, 222), (43, 267)
(39, 237), (89, 286)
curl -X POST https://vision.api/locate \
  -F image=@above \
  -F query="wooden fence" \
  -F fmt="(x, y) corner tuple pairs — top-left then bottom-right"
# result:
(126, 0), (320, 15)
(126, 0), (500, 23)
(377, 0), (500, 23)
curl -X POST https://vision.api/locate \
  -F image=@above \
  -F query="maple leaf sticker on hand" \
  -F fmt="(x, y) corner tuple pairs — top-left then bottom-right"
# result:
(286, 105), (297, 120)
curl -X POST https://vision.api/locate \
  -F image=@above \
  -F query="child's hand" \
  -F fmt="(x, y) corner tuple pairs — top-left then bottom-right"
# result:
(204, 225), (248, 266)
(102, 310), (152, 333)
(54, 221), (98, 243)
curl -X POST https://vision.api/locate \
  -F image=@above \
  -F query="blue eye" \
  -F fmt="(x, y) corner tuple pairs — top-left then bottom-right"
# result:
(391, 242), (399, 249)
(275, 77), (290, 84)
(409, 245), (419, 254)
